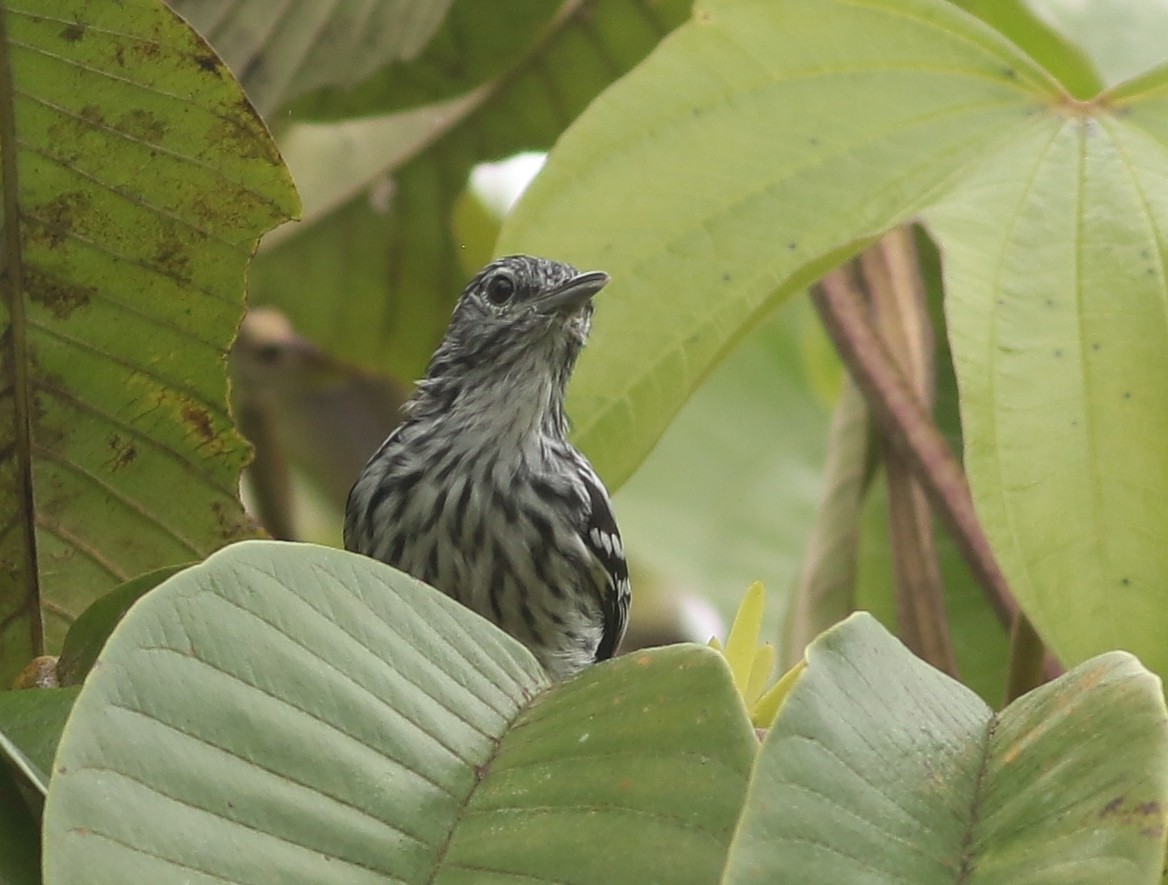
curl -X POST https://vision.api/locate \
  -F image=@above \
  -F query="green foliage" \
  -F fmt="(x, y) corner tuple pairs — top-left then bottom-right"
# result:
(499, 0), (1062, 487)
(168, 0), (456, 118)
(726, 614), (1168, 883)
(0, 687), (78, 796)
(0, 764), (38, 885)
(499, 0), (1168, 676)
(44, 541), (756, 884)
(0, 0), (298, 669)
(39, 553), (1168, 882)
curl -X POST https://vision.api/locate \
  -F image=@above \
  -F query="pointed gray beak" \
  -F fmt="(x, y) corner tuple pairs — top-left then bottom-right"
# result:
(535, 270), (609, 315)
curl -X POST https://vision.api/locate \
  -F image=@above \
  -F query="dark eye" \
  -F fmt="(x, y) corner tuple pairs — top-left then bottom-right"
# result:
(486, 273), (516, 305)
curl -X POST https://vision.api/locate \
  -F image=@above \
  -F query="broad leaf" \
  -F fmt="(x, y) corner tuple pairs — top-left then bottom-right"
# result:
(723, 613), (1168, 883)
(498, 0), (1168, 682)
(43, 541), (756, 884)
(287, 0), (557, 120)
(498, 0), (1061, 488)
(0, 0), (299, 669)
(926, 68), (1168, 671)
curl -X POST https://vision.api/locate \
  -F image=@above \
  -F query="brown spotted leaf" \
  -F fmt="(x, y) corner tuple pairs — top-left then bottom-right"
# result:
(0, 0), (298, 675)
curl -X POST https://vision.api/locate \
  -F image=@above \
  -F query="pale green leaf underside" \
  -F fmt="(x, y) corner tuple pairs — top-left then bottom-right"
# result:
(44, 541), (755, 884)
(2, 2), (298, 656)
(927, 76), (1168, 671)
(723, 613), (1168, 883)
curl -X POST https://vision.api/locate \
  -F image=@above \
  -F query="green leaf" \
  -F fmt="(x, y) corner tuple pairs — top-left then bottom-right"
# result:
(167, 0), (455, 118)
(0, 0), (299, 668)
(0, 763), (39, 885)
(43, 541), (756, 884)
(498, 0), (1061, 489)
(247, 0), (690, 381)
(723, 613), (1168, 883)
(925, 69), (1168, 672)
(0, 687), (80, 795)
(0, 686), (79, 884)
(56, 564), (188, 687)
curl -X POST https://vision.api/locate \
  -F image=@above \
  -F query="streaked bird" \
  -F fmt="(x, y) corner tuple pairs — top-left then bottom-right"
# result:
(344, 255), (629, 679)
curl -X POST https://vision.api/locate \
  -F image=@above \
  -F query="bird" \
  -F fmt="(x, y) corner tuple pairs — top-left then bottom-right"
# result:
(344, 255), (630, 680)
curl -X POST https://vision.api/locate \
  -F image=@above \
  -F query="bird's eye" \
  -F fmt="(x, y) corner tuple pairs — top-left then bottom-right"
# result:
(486, 274), (516, 305)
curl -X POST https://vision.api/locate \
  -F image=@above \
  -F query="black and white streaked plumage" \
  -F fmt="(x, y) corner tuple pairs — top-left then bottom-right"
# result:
(344, 255), (630, 680)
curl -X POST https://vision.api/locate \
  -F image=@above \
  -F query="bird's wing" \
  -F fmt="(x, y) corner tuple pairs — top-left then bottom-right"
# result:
(577, 464), (630, 661)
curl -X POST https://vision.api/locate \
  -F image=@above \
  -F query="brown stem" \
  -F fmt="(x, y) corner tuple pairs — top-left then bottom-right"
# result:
(860, 232), (958, 676)
(812, 265), (1018, 628)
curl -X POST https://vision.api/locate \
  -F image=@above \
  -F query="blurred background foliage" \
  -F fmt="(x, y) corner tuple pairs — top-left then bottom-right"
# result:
(173, 0), (1168, 706)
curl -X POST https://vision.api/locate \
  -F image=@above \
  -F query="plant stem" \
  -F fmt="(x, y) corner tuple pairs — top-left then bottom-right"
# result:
(860, 231), (958, 677)
(812, 263), (1018, 629)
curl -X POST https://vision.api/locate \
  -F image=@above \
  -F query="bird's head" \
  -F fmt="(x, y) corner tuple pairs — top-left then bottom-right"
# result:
(454, 254), (607, 352)
(411, 256), (609, 429)
(427, 255), (608, 382)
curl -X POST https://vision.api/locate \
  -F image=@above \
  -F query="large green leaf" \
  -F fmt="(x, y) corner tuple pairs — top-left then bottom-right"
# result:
(925, 68), (1168, 671)
(167, 0), (455, 118)
(0, 1), (299, 668)
(723, 613), (1168, 883)
(247, 0), (691, 380)
(498, 0), (1168, 682)
(498, 0), (1061, 489)
(43, 541), (756, 884)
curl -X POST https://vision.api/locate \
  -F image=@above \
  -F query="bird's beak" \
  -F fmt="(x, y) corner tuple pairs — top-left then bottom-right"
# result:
(535, 270), (609, 315)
